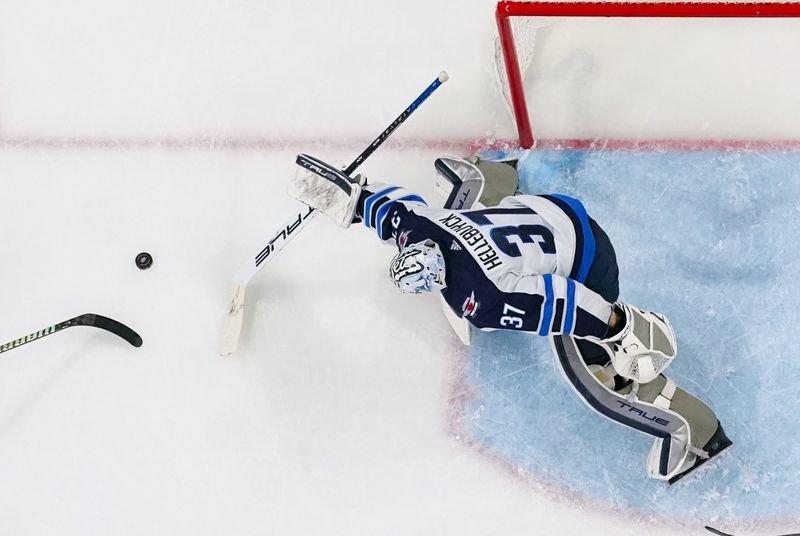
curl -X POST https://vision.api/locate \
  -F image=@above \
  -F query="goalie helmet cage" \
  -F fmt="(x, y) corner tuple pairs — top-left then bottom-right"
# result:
(495, 1), (800, 149)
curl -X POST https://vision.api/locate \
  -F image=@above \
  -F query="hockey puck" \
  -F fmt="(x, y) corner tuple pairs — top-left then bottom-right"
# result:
(135, 252), (153, 270)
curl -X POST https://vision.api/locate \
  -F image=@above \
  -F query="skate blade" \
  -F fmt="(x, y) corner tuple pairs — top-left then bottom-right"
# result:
(668, 437), (733, 485)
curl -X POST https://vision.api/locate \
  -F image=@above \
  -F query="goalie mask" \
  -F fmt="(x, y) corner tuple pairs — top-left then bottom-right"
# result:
(389, 240), (446, 294)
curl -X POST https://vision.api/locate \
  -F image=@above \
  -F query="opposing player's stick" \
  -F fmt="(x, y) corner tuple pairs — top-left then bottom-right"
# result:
(705, 525), (800, 536)
(219, 72), (449, 355)
(0, 313), (143, 355)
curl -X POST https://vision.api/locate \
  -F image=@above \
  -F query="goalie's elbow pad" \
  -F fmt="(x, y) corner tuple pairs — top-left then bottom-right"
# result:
(359, 183), (427, 237)
(602, 303), (677, 384)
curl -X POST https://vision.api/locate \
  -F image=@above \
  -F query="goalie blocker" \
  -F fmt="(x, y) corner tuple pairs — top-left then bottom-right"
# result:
(290, 152), (522, 230)
(290, 154), (364, 228)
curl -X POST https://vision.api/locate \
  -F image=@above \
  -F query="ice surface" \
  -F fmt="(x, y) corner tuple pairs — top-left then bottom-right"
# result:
(2, 0), (800, 535)
(454, 147), (800, 531)
(1, 149), (691, 536)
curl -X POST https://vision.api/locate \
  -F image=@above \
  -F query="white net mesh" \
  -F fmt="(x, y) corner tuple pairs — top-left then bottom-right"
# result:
(495, 8), (800, 143)
(493, 15), (558, 120)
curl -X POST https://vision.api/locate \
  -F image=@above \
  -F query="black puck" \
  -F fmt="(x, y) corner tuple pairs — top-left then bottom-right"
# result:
(135, 252), (153, 270)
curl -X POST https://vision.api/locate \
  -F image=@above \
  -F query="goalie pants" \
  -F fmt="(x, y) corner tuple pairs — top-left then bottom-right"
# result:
(553, 217), (720, 479)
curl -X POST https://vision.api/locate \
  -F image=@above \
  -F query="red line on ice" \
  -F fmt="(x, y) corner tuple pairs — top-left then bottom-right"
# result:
(3, 135), (800, 153)
(0, 135), (482, 152)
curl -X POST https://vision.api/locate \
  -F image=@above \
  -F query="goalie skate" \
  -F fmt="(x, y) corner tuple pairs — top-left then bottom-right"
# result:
(668, 421), (733, 485)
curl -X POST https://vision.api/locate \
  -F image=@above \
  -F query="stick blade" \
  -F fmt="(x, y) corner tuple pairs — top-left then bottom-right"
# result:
(80, 314), (143, 347)
(219, 282), (247, 356)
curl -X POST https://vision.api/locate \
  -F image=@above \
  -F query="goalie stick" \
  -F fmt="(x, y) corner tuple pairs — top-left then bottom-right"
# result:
(219, 71), (449, 355)
(0, 313), (143, 355)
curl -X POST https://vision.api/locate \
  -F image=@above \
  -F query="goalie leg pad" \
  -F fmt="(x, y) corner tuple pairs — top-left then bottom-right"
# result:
(634, 378), (730, 483)
(288, 154), (362, 228)
(551, 336), (728, 482)
(666, 421), (732, 484)
(619, 373), (728, 481)
(602, 303), (677, 383)
(473, 157), (520, 206)
(433, 155), (521, 210)
(434, 155), (485, 210)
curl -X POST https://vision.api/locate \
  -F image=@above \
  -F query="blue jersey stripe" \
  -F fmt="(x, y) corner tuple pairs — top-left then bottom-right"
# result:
(364, 186), (400, 228)
(375, 195), (428, 237)
(545, 194), (596, 283)
(374, 201), (393, 237)
(539, 274), (555, 336)
(399, 195), (427, 206)
(563, 278), (576, 334)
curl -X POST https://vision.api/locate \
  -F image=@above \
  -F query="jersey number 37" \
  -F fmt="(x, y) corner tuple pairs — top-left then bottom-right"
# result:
(467, 209), (556, 258)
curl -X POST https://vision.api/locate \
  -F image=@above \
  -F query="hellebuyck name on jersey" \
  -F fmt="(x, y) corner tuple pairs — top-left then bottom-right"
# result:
(435, 214), (502, 271)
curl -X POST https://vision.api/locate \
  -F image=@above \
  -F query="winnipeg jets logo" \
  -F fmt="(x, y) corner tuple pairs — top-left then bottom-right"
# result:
(450, 240), (462, 251)
(398, 230), (411, 249)
(462, 292), (479, 318)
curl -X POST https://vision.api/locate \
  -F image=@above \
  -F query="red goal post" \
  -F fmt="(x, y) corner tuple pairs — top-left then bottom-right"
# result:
(496, 1), (800, 148)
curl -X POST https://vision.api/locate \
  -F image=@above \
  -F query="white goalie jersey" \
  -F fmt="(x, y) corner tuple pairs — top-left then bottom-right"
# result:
(357, 183), (615, 340)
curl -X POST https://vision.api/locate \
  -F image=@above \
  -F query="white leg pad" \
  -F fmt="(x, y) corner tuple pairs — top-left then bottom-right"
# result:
(603, 303), (678, 383)
(434, 156), (485, 210)
(652, 378), (677, 410)
(646, 422), (693, 481)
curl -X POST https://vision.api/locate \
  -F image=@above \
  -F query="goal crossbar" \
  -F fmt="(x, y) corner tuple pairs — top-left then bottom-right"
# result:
(496, 1), (800, 148)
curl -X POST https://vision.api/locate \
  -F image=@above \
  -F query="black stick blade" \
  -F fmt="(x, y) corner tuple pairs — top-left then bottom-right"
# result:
(75, 314), (143, 347)
(706, 526), (800, 536)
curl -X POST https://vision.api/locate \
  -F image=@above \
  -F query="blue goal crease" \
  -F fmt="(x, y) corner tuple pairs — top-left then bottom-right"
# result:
(456, 147), (800, 522)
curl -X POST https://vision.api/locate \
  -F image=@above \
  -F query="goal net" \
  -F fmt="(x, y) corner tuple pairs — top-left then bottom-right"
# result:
(494, 1), (800, 148)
